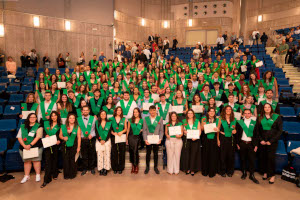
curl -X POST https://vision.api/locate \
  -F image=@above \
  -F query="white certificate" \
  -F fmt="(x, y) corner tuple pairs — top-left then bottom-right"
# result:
(215, 101), (223, 108)
(42, 135), (57, 148)
(234, 96), (239, 103)
(168, 126), (181, 136)
(225, 82), (229, 89)
(173, 105), (184, 114)
(23, 147), (39, 159)
(147, 135), (159, 144)
(255, 61), (263, 67)
(204, 123), (216, 134)
(192, 105), (203, 113)
(107, 114), (113, 119)
(22, 111), (35, 119)
(143, 102), (153, 111)
(234, 112), (241, 120)
(258, 97), (265, 104)
(151, 94), (160, 101)
(57, 82), (66, 88)
(187, 130), (200, 139)
(197, 72), (204, 76)
(115, 134), (126, 143)
(241, 65), (247, 72)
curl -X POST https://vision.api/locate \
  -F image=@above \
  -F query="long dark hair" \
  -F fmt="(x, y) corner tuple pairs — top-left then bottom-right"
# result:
(205, 107), (216, 122)
(98, 110), (108, 124)
(113, 106), (123, 118)
(192, 94), (201, 105)
(49, 111), (62, 127)
(25, 113), (38, 130)
(263, 71), (273, 82)
(105, 96), (115, 107)
(220, 105), (235, 121)
(66, 113), (78, 128)
(58, 94), (73, 112)
(185, 109), (196, 124)
(259, 103), (274, 121)
(168, 111), (179, 125)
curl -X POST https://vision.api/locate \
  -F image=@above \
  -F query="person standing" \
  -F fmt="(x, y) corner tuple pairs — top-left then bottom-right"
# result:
(116, 91), (138, 119)
(77, 106), (97, 176)
(57, 53), (65, 68)
(172, 37), (178, 50)
(216, 34), (225, 50)
(163, 37), (170, 55)
(143, 105), (164, 174)
(65, 52), (71, 68)
(260, 32), (268, 47)
(37, 91), (57, 124)
(42, 53), (51, 68)
(276, 39), (289, 68)
(20, 51), (30, 69)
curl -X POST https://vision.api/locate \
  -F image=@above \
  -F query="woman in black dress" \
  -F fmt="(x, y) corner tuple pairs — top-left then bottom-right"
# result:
(127, 108), (143, 174)
(257, 103), (282, 184)
(41, 111), (61, 188)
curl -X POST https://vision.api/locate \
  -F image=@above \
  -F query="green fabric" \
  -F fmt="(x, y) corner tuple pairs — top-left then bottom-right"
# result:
(237, 119), (256, 137)
(111, 117), (125, 133)
(40, 101), (55, 121)
(61, 124), (78, 147)
(95, 121), (111, 141)
(120, 99), (133, 116)
(21, 103), (38, 111)
(261, 114), (279, 131)
(145, 116), (160, 133)
(157, 103), (170, 120)
(44, 121), (60, 136)
(221, 119), (237, 137)
(260, 100), (278, 111)
(202, 117), (219, 139)
(21, 123), (40, 145)
(77, 116), (94, 137)
(90, 97), (104, 115)
(129, 119), (143, 135)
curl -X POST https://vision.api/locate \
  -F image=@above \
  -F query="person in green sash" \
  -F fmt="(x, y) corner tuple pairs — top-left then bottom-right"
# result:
(20, 93), (38, 119)
(201, 107), (219, 178)
(41, 111), (61, 188)
(185, 80), (198, 105)
(248, 73), (260, 95)
(35, 82), (46, 103)
(50, 82), (60, 103)
(257, 103), (282, 184)
(262, 71), (279, 100)
(211, 82), (226, 102)
(102, 96), (115, 119)
(254, 85), (266, 106)
(224, 83), (238, 103)
(258, 89), (280, 114)
(127, 108), (143, 174)
(59, 113), (81, 180)
(37, 91), (57, 124)
(240, 95), (257, 117)
(156, 72), (169, 94)
(88, 89), (104, 116)
(236, 109), (259, 184)
(217, 105), (237, 177)
(239, 84), (251, 104)
(139, 89), (154, 119)
(165, 112), (183, 175)
(172, 90), (188, 122)
(57, 94), (74, 124)
(89, 55), (99, 71)
(95, 110), (112, 176)
(204, 98), (220, 116)
(116, 91), (138, 119)
(110, 106), (128, 174)
(17, 113), (43, 184)
(200, 84), (211, 104)
(189, 94), (205, 121)
(164, 87), (174, 104)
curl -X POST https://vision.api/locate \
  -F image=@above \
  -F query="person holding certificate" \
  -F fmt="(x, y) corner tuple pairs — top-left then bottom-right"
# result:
(201, 108), (219, 177)
(143, 105), (164, 174)
(189, 94), (205, 121)
(37, 91), (57, 124)
(257, 103), (282, 184)
(41, 111), (61, 188)
(17, 113), (43, 184)
(127, 108), (143, 174)
(139, 89), (154, 119)
(95, 110), (112, 176)
(57, 94), (74, 124)
(78, 106), (97, 176)
(59, 113), (81, 180)
(181, 109), (201, 176)
(199, 84), (211, 104)
(172, 90), (188, 122)
(110, 106), (128, 174)
(20, 93), (39, 119)
(165, 112), (183, 175)
(217, 105), (237, 177)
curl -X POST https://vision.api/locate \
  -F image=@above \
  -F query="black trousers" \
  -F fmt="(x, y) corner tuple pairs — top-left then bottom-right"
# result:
(128, 134), (140, 166)
(259, 142), (278, 177)
(111, 137), (126, 171)
(62, 143), (77, 179)
(220, 135), (235, 175)
(146, 144), (159, 168)
(43, 145), (59, 183)
(180, 136), (201, 172)
(202, 137), (218, 177)
(81, 138), (96, 171)
(239, 141), (256, 174)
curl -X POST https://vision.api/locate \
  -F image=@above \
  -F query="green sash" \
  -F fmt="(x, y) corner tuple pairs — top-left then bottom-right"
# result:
(221, 119), (237, 137)
(211, 89), (223, 101)
(185, 88), (197, 102)
(240, 104), (256, 114)
(111, 117), (125, 133)
(166, 122), (182, 138)
(261, 114), (279, 131)
(21, 103), (38, 111)
(21, 123), (40, 145)
(182, 119), (198, 130)
(157, 103), (170, 120)
(129, 119), (143, 135)
(141, 98), (154, 114)
(159, 79), (167, 89)
(77, 116), (94, 137)
(76, 108), (82, 117)
(90, 97), (104, 115)
(90, 60), (99, 70)
(40, 101), (55, 121)
(202, 117), (219, 139)
(74, 94), (85, 108)
(237, 119), (256, 137)
(200, 92), (211, 102)
(223, 103), (240, 112)
(44, 121), (60, 136)
(51, 90), (59, 102)
(60, 108), (68, 118)
(102, 105), (115, 116)
(120, 99), (133, 116)
(262, 77), (275, 91)
(145, 116), (160, 133)
(61, 125), (78, 147)
(37, 91), (45, 102)
(95, 121), (111, 141)
(261, 100), (278, 111)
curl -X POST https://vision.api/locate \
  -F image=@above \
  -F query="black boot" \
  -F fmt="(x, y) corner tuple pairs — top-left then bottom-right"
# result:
(144, 166), (150, 174)
(249, 173), (260, 184)
(241, 171), (247, 180)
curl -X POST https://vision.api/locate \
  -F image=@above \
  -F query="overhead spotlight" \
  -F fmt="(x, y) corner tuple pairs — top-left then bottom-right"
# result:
(223, 10), (227, 14)
(188, 19), (193, 27)
(213, 11), (217, 14)
(65, 20), (71, 31)
(194, 12), (198, 16)
(194, 5), (198, 9)
(141, 18), (145, 26)
(223, 3), (227, 7)
(33, 16), (40, 27)
(258, 15), (263, 22)
(213, 4), (217, 8)
(204, 5), (207, 8)
(0, 24), (4, 37)
(204, 11), (207, 15)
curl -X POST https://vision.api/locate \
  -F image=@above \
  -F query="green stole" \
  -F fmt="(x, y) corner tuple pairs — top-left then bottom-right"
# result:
(223, 103), (240, 112)
(261, 114), (279, 131)
(44, 121), (60, 136)
(90, 97), (104, 115)
(254, 94), (266, 102)
(169, 83), (177, 92)
(185, 88), (197, 102)
(211, 89), (223, 101)
(84, 71), (92, 81)
(141, 98), (154, 114)
(237, 119), (256, 137)
(51, 90), (60, 102)
(129, 119), (143, 135)
(21, 103), (38, 111)
(202, 117), (219, 139)
(225, 91), (237, 99)
(100, 89), (110, 99)
(261, 100), (277, 111)
(249, 81), (260, 95)
(157, 102), (170, 120)
(166, 122), (182, 138)
(165, 93), (174, 104)
(173, 99), (186, 116)
(61, 125), (78, 147)
(200, 92), (211, 102)
(37, 91), (45, 102)
(122, 79), (132, 89)
(120, 99), (133, 116)
(60, 108), (68, 118)
(262, 77), (275, 91)
(240, 104), (256, 114)
(221, 119), (237, 137)
(21, 123), (40, 145)
(95, 121), (111, 140)
(111, 117), (125, 133)
(159, 79), (167, 89)
(74, 94), (85, 108)
(198, 82), (206, 92)
(145, 116), (160, 133)
(90, 60), (99, 70)
(40, 101), (55, 121)
(102, 105), (115, 116)
(78, 116), (94, 137)
(76, 108), (82, 117)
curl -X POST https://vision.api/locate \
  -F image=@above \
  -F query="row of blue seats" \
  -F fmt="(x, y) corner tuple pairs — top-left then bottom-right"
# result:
(0, 85), (33, 94)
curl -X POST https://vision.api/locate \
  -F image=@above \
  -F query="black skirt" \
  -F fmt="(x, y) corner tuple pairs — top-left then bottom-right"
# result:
(180, 135), (202, 172)
(202, 134), (219, 177)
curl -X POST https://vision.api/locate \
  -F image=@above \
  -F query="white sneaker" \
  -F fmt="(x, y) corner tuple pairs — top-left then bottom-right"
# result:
(20, 175), (30, 184)
(36, 174), (41, 182)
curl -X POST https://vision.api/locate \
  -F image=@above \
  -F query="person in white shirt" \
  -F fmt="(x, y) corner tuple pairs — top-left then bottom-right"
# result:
(37, 91), (57, 123)
(252, 30), (260, 45)
(216, 34), (225, 50)
(193, 45), (201, 60)
(294, 26), (300, 34)
(143, 46), (151, 61)
(156, 94), (172, 125)
(117, 51), (123, 62)
(163, 37), (170, 55)
(116, 92), (138, 119)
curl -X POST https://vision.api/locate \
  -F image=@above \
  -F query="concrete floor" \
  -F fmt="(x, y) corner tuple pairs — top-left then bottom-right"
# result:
(0, 170), (299, 200)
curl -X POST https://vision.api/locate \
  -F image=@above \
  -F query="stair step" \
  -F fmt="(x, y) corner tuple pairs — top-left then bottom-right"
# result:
(124, 149), (164, 169)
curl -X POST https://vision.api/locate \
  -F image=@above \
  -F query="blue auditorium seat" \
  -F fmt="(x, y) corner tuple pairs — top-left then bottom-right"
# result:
(3, 105), (21, 119)
(287, 141), (300, 173)
(5, 141), (23, 171)
(283, 121), (300, 141)
(0, 105), (3, 117)
(22, 77), (35, 85)
(0, 85), (5, 94)
(20, 85), (33, 94)
(279, 86), (293, 93)
(0, 78), (9, 84)
(275, 140), (288, 173)
(280, 107), (296, 117)
(6, 86), (20, 94)
(8, 94), (24, 105)
(0, 138), (7, 172)
(0, 119), (17, 139)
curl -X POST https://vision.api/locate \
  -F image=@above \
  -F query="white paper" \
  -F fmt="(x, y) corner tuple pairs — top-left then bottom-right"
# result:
(57, 82), (66, 88)
(182, 91), (186, 98)
(168, 126), (181, 136)
(75, 152), (80, 162)
(23, 147), (39, 159)
(143, 102), (153, 111)
(22, 111), (35, 119)
(258, 97), (265, 104)
(204, 123), (216, 134)
(42, 135), (57, 148)
(234, 96), (239, 103)
(225, 82), (229, 89)
(241, 65), (247, 72)
(215, 101), (223, 107)
(255, 61), (263, 67)
(198, 72), (204, 76)
(28, 131), (35, 137)
(192, 105), (203, 113)
(10, 106), (15, 110)
(115, 134), (126, 143)
(147, 135), (159, 144)
(107, 114), (113, 119)
(187, 130), (200, 139)
(172, 105), (184, 114)
(151, 94), (160, 101)
(234, 112), (241, 120)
